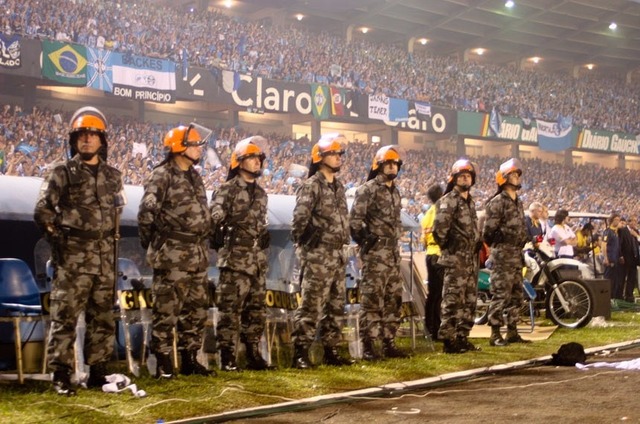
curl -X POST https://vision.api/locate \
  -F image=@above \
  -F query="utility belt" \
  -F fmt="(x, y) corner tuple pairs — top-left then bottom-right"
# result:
(63, 227), (115, 240)
(318, 241), (344, 250)
(375, 237), (398, 248)
(231, 236), (259, 248)
(167, 231), (205, 244)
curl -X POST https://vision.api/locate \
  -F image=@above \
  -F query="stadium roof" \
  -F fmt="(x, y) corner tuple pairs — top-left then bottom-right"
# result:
(177, 0), (640, 73)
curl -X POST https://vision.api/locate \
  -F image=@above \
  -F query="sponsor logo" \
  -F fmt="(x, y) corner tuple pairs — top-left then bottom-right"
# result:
(0, 34), (20, 68)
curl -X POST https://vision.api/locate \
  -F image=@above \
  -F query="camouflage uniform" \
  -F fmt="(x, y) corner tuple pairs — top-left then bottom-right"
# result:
(34, 155), (123, 374)
(483, 191), (529, 328)
(210, 176), (269, 353)
(349, 173), (403, 342)
(291, 171), (350, 349)
(433, 189), (480, 341)
(138, 160), (210, 355)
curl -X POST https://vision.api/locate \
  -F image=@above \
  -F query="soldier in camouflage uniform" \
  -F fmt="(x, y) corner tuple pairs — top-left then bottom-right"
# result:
(433, 159), (482, 354)
(210, 136), (272, 372)
(291, 134), (354, 369)
(34, 107), (124, 395)
(483, 158), (531, 346)
(138, 124), (213, 379)
(349, 145), (408, 361)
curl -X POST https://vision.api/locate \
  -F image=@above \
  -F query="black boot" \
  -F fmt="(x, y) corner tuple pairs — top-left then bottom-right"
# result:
(382, 338), (410, 358)
(181, 350), (216, 376)
(489, 326), (509, 347)
(52, 369), (76, 396)
(219, 348), (239, 372)
(362, 338), (381, 361)
(245, 342), (274, 371)
(443, 338), (463, 354)
(323, 346), (354, 366)
(86, 362), (108, 388)
(155, 352), (175, 379)
(506, 324), (531, 344)
(292, 344), (312, 369)
(456, 335), (481, 352)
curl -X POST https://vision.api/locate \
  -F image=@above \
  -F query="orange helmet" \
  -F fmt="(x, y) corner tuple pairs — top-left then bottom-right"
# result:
(311, 133), (346, 164)
(495, 158), (523, 186)
(447, 159), (476, 185)
(68, 106), (108, 160)
(230, 136), (267, 170)
(163, 124), (205, 154)
(227, 136), (267, 181)
(371, 145), (402, 171)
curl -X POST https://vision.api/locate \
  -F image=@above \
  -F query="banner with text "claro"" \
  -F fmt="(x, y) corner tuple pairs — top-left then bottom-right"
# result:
(216, 71), (457, 134)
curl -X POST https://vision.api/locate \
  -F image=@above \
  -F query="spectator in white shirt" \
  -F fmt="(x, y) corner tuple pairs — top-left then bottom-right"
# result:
(549, 209), (577, 258)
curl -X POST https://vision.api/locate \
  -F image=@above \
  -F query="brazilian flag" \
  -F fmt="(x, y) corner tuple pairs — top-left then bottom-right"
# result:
(42, 41), (87, 85)
(310, 84), (329, 120)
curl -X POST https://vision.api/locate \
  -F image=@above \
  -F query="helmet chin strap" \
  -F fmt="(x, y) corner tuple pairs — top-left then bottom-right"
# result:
(322, 163), (341, 173)
(182, 151), (200, 164)
(240, 168), (262, 179)
(504, 183), (522, 190)
(384, 172), (397, 181)
(457, 184), (471, 192)
(79, 151), (99, 161)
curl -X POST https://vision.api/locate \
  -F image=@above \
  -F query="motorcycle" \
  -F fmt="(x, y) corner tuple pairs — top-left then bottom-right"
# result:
(475, 237), (595, 329)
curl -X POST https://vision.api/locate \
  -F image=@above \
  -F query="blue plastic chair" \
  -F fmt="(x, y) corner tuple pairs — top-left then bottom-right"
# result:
(0, 258), (47, 383)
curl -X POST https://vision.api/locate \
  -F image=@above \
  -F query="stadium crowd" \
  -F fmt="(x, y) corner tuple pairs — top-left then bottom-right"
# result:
(1, 0), (639, 134)
(1, 103), (640, 222)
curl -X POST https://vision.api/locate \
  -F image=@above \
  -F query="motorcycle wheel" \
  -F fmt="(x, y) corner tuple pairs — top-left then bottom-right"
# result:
(545, 279), (593, 328)
(475, 290), (490, 325)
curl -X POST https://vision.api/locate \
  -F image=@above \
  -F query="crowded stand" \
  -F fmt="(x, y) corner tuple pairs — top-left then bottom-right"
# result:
(1, 0), (639, 134)
(1, 103), (640, 220)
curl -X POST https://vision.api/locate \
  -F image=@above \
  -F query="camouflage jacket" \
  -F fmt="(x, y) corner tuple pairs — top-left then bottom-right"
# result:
(349, 174), (402, 252)
(138, 160), (210, 272)
(34, 155), (123, 275)
(483, 190), (529, 252)
(433, 189), (480, 267)
(291, 171), (350, 249)
(210, 175), (268, 275)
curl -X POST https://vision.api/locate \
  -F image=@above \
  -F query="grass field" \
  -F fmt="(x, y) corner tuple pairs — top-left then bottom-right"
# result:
(1, 311), (639, 424)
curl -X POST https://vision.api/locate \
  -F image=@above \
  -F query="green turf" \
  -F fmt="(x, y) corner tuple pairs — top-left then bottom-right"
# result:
(1, 312), (639, 424)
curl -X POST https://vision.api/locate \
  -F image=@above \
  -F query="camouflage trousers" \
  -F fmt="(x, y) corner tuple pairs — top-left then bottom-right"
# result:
(47, 267), (115, 373)
(438, 260), (478, 341)
(292, 247), (346, 348)
(359, 250), (403, 341)
(216, 268), (267, 351)
(487, 257), (524, 327)
(150, 268), (208, 354)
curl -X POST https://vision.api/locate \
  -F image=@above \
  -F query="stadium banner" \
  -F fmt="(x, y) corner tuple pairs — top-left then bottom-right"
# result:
(212, 71), (454, 133)
(0, 33), (21, 69)
(2, 38), (41, 78)
(385, 105), (456, 135)
(41, 40), (87, 85)
(457, 112), (537, 142)
(86, 47), (113, 93)
(175, 66), (220, 101)
(111, 52), (176, 103)
(216, 71), (313, 115)
(329, 86), (346, 117)
(311, 83), (330, 120)
(576, 128), (640, 155)
(368, 94), (389, 120)
(536, 119), (575, 152)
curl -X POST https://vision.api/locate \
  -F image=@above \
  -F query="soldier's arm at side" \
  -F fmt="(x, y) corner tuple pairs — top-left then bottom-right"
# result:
(34, 166), (65, 236)
(137, 170), (166, 250)
(432, 198), (453, 247)
(349, 184), (369, 243)
(291, 181), (316, 243)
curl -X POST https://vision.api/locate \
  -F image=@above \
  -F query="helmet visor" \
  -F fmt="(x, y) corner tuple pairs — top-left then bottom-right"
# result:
(184, 123), (213, 147)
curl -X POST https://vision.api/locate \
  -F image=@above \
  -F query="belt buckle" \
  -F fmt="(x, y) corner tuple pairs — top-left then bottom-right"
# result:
(97, 230), (103, 239)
